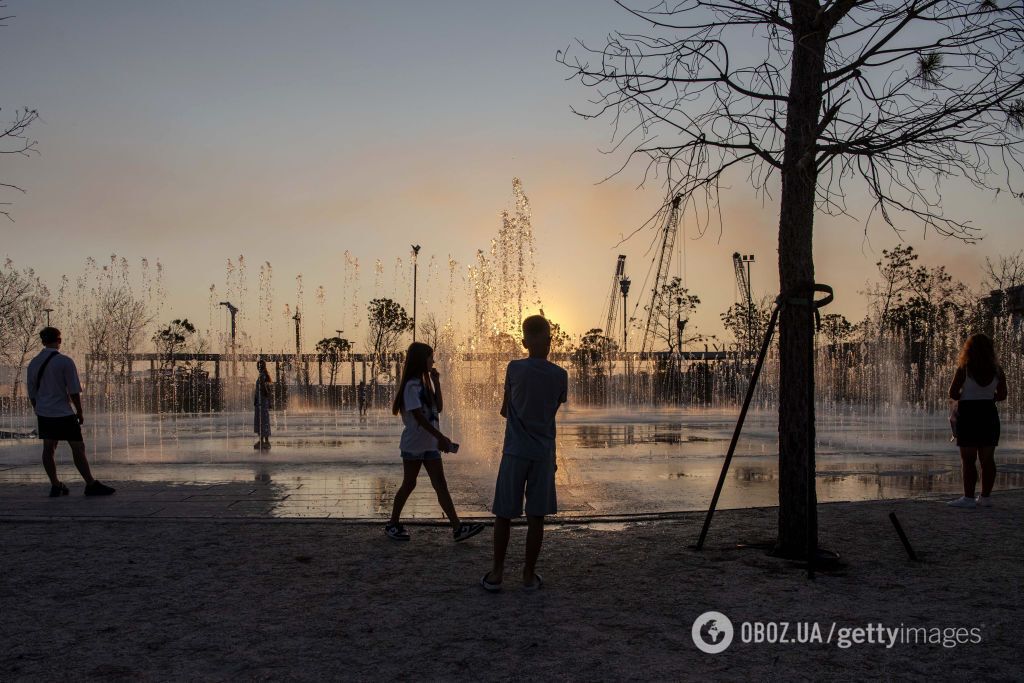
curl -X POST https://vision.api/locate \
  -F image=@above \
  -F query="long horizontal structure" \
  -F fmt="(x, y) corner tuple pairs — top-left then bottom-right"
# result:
(87, 350), (734, 363)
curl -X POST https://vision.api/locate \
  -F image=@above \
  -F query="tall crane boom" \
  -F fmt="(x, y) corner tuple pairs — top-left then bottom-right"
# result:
(733, 252), (752, 312)
(732, 252), (756, 354)
(640, 195), (682, 354)
(602, 255), (627, 338)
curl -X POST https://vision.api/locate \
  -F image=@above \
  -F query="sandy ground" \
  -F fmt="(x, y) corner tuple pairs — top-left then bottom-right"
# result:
(1, 490), (1022, 681)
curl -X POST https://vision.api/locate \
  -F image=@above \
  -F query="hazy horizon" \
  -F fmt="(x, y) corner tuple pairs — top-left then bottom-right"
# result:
(2, 1), (1021, 354)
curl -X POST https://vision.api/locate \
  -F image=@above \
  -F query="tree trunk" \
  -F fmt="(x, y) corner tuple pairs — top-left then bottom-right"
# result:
(776, 4), (827, 559)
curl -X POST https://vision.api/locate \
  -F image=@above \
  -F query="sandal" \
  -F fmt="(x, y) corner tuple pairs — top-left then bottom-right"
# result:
(384, 524), (410, 541)
(453, 522), (485, 543)
(480, 572), (502, 593)
(523, 573), (544, 591)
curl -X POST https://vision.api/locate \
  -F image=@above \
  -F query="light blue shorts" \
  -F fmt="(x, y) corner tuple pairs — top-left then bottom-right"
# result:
(491, 453), (557, 518)
(401, 450), (442, 462)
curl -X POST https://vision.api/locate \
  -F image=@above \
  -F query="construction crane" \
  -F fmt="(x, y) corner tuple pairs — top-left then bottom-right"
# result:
(600, 255), (627, 339)
(639, 195), (683, 355)
(732, 252), (755, 354)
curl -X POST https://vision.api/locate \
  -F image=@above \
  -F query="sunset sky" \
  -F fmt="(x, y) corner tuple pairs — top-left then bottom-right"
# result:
(2, 1), (1021, 353)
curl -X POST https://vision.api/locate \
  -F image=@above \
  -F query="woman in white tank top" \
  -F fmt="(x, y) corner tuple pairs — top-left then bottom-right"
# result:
(947, 334), (1008, 509)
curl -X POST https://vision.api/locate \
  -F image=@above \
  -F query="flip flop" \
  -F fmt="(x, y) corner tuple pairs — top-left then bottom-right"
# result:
(523, 573), (544, 591)
(480, 573), (502, 593)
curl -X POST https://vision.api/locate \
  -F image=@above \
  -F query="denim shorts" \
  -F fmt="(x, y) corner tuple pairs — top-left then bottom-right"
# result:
(401, 450), (442, 462)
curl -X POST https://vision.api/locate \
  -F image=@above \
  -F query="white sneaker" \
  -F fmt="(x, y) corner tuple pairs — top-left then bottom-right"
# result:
(947, 496), (976, 509)
(975, 495), (993, 508)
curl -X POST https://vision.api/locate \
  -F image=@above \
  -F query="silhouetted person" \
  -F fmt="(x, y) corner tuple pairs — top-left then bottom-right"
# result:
(26, 327), (114, 497)
(947, 333), (1008, 508)
(357, 380), (368, 418)
(384, 342), (483, 543)
(481, 315), (568, 592)
(254, 360), (272, 450)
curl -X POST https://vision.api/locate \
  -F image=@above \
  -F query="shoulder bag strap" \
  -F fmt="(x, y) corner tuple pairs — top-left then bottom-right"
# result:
(36, 350), (59, 389)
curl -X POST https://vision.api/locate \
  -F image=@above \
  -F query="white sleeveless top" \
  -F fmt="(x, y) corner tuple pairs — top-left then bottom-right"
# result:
(960, 373), (998, 401)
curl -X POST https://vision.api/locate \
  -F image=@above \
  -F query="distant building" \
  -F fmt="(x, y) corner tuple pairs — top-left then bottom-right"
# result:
(985, 284), (1024, 330)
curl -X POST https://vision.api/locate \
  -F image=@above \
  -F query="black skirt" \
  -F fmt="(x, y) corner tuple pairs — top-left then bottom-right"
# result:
(955, 400), (1000, 448)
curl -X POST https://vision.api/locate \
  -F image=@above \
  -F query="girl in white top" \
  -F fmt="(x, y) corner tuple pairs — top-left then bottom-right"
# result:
(947, 333), (1008, 508)
(384, 342), (484, 543)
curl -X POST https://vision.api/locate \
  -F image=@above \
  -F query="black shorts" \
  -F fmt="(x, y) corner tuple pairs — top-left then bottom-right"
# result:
(37, 415), (84, 442)
(955, 400), (999, 449)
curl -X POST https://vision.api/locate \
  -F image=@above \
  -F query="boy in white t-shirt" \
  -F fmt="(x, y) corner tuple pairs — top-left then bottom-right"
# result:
(481, 316), (568, 592)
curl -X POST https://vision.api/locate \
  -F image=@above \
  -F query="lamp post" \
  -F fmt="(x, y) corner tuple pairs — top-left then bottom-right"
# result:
(219, 301), (238, 378)
(292, 308), (305, 386)
(43, 308), (53, 326)
(411, 244), (421, 342)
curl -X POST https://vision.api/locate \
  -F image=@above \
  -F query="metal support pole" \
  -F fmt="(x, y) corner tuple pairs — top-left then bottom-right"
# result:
(411, 244), (420, 342)
(694, 303), (781, 551)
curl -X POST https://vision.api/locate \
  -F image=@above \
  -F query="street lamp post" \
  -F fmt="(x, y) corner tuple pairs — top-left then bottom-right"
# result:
(292, 308), (306, 387)
(411, 244), (421, 342)
(43, 308), (54, 326)
(219, 301), (238, 378)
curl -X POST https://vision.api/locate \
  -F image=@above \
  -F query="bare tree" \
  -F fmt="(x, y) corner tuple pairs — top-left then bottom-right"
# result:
(1, 8), (39, 222)
(864, 245), (920, 332)
(983, 249), (1024, 291)
(0, 259), (34, 351)
(4, 269), (48, 401)
(83, 287), (127, 391)
(644, 276), (703, 352)
(366, 298), (412, 382)
(113, 292), (153, 380)
(421, 313), (441, 351)
(562, 1), (1024, 557)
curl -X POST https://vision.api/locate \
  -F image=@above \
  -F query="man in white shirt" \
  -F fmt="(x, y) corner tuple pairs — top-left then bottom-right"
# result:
(26, 327), (115, 497)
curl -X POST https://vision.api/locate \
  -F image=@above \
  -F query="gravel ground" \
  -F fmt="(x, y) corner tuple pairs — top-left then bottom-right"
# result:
(1, 490), (1021, 681)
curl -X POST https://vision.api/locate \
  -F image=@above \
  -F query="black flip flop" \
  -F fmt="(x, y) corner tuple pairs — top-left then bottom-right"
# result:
(480, 573), (502, 593)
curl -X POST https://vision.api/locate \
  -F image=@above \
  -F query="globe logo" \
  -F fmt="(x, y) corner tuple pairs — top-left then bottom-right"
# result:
(691, 611), (734, 654)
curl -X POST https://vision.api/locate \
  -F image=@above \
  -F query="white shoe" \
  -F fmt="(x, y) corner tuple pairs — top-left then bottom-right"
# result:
(975, 495), (993, 508)
(947, 496), (976, 509)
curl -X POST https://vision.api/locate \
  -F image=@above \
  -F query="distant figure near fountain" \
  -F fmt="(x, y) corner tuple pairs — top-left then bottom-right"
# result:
(357, 380), (368, 419)
(947, 334), (1009, 509)
(254, 360), (272, 451)
(26, 327), (115, 497)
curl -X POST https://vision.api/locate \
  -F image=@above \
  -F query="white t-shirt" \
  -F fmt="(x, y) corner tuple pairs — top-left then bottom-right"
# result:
(502, 358), (568, 462)
(399, 379), (440, 453)
(26, 349), (82, 418)
(961, 372), (999, 400)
